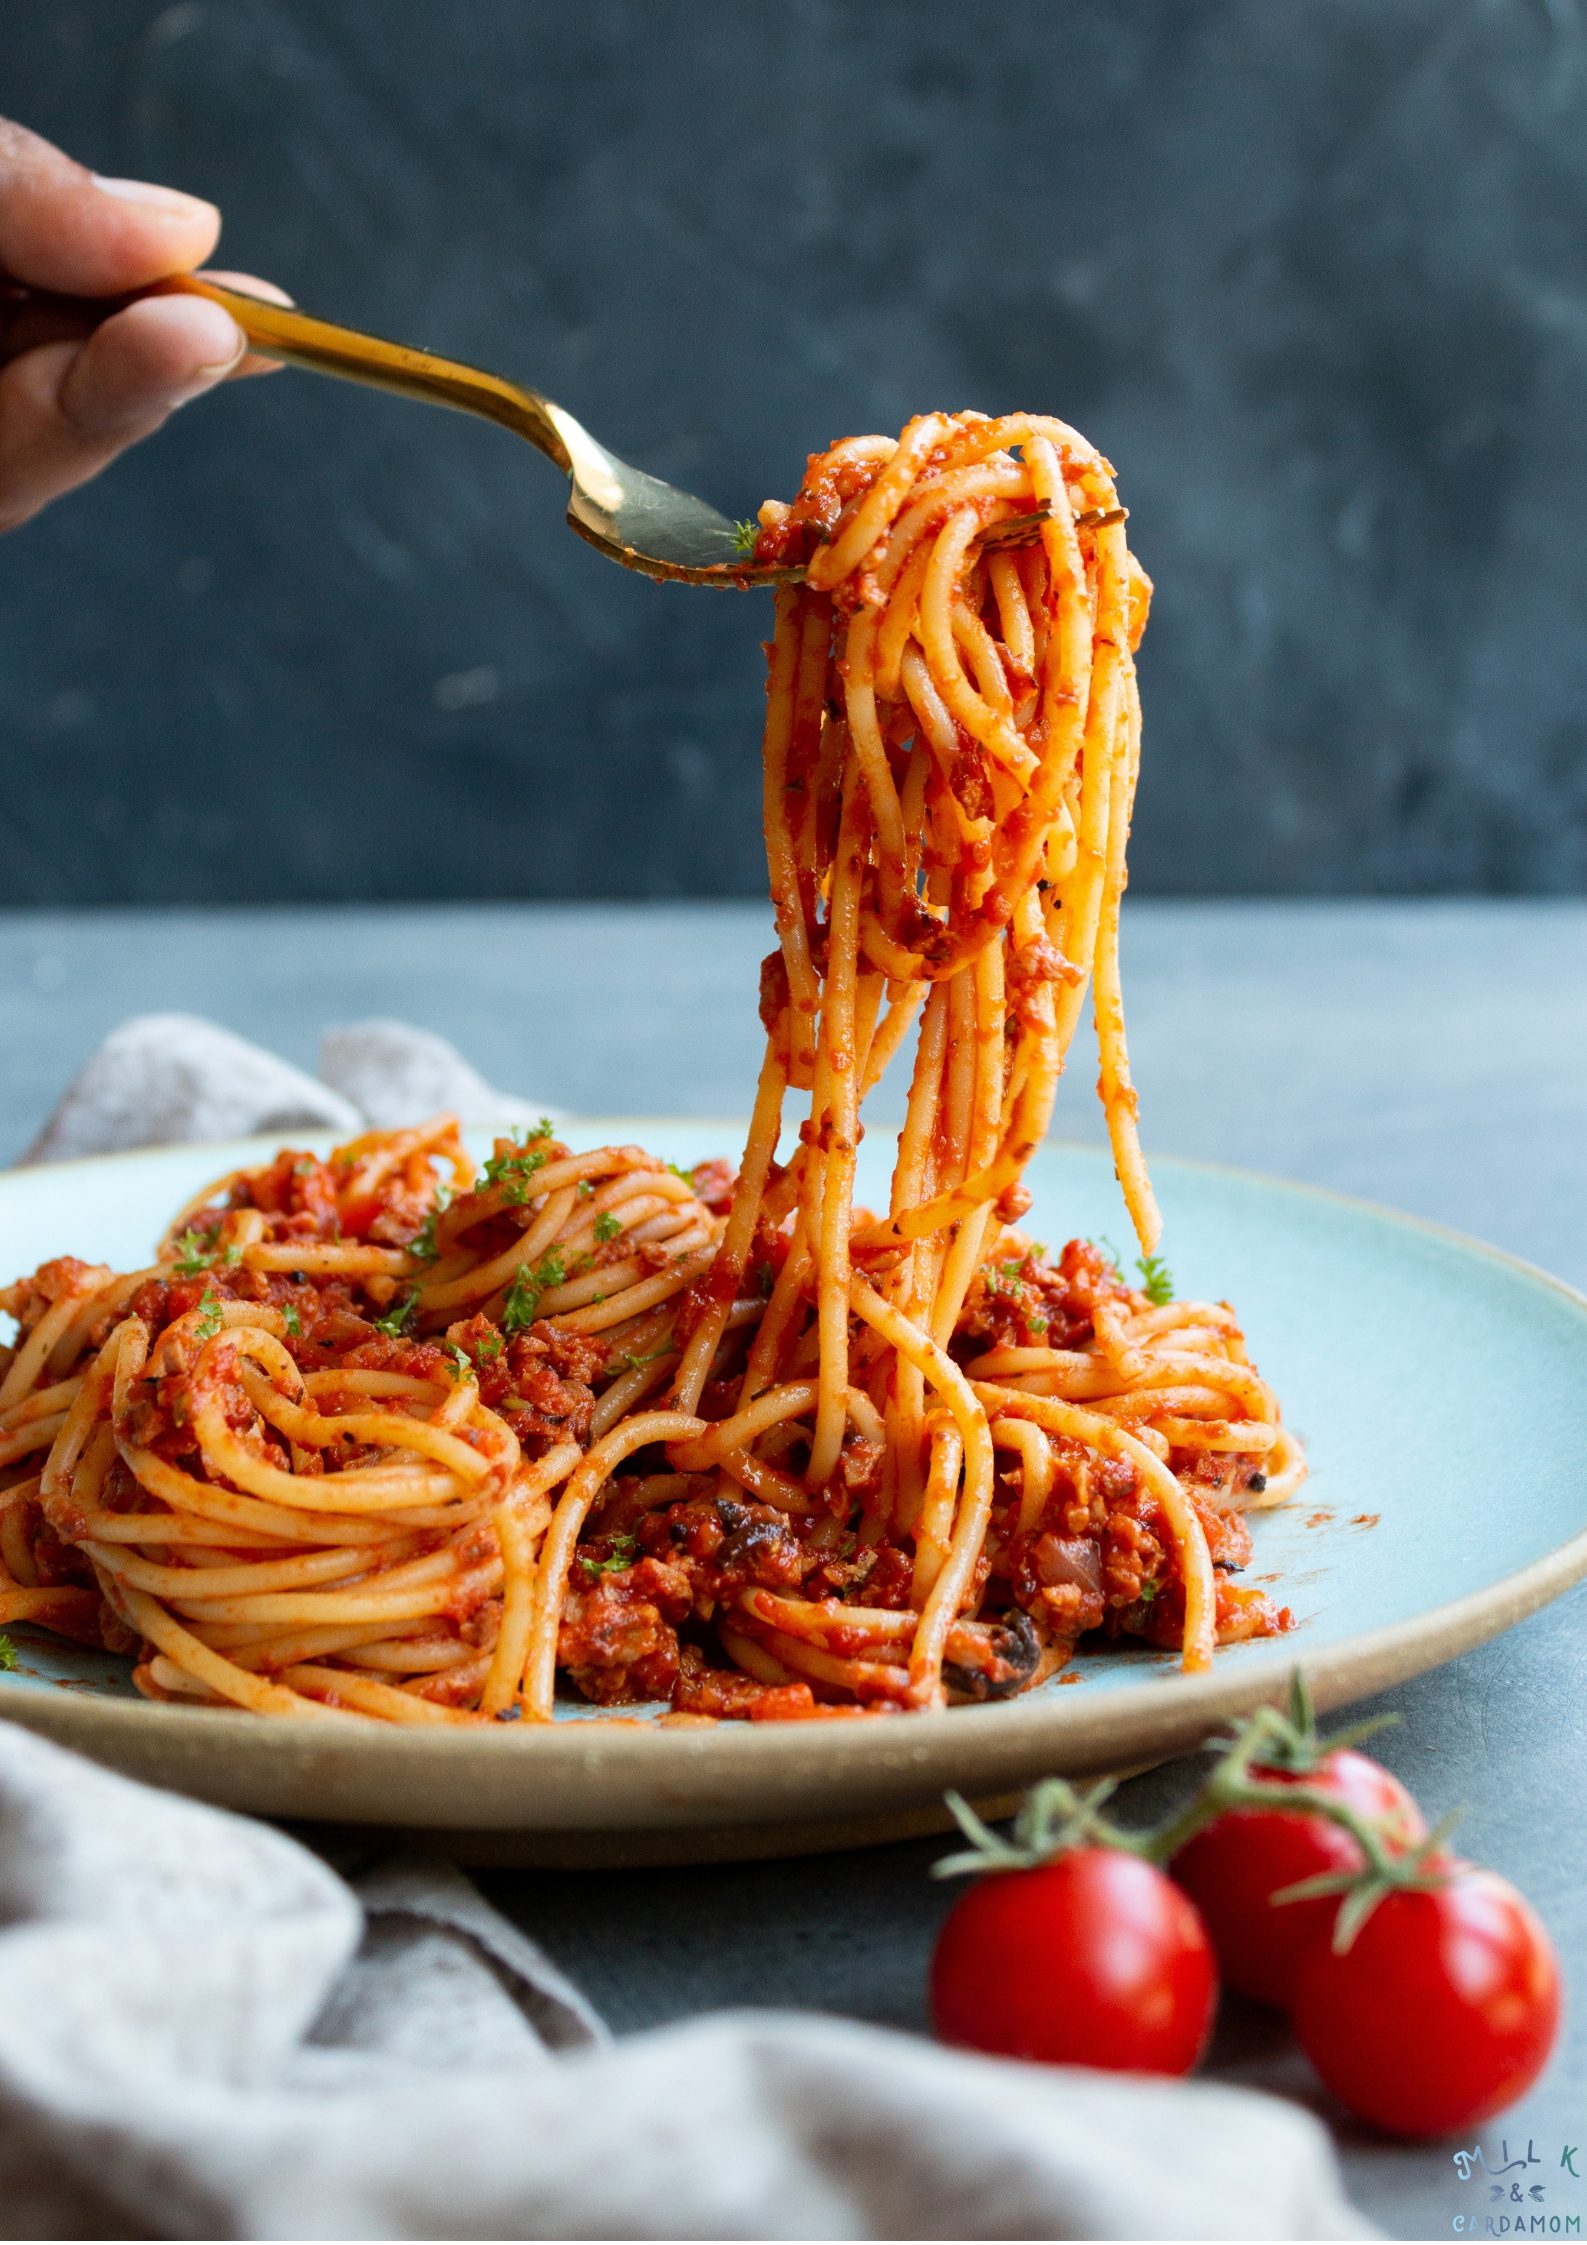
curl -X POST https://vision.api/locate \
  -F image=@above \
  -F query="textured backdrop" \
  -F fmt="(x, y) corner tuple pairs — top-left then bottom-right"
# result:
(4, 0), (1585, 902)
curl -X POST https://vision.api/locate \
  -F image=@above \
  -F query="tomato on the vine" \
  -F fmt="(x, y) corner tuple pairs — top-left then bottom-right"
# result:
(1170, 1747), (1425, 2006)
(930, 1846), (1216, 2074)
(1291, 1862), (1560, 2135)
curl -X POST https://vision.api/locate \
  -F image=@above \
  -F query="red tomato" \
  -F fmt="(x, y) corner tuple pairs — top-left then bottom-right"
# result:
(1170, 1748), (1425, 2006)
(1292, 1863), (1560, 2135)
(930, 1848), (1216, 2074)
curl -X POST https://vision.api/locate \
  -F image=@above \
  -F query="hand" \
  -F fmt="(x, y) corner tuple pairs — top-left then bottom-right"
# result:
(0, 117), (283, 533)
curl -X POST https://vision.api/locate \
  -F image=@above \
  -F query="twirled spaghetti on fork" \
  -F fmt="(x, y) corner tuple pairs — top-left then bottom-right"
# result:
(0, 411), (1302, 1723)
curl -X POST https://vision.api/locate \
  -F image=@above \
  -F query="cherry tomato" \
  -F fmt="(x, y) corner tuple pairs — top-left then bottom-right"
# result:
(1292, 1863), (1560, 2135)
(1170, 1748), (1425, 2007)
(930, 1847), (1216, 2074)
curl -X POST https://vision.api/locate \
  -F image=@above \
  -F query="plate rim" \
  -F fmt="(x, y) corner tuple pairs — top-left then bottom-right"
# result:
(5, 1123), (1587, 1817)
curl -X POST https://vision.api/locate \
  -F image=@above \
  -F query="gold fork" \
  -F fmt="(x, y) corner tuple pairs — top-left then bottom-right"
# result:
(151, 275), (1074, 588)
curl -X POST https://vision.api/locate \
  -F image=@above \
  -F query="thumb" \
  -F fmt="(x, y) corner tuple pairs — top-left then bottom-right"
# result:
(0, 116), (219, 296)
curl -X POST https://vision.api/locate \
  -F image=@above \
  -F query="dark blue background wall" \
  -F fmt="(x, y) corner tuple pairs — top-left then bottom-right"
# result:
(4, 0), (1585, 902)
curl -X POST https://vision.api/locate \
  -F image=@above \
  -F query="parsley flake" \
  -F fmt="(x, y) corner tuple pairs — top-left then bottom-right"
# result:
(614, 1342), (672, 1375)
(193, 1293), (224, 1342)
(1137, 1253), (1175, 1306)
(731, 518), (758, 554)
(483, 1143), (549, 1207)
(580, 1532), (640, 1579)
(374, 1289), (420, 1338)
(281, 1304), (302, 1338)
(481, 1123), (555, 1201)
(409, 1188), (451, 1263)
(172, 1227), (219, 1276)
(0, 1632), (15, 1673)
(593, 1211), (624, 1245)
(501, 1248), (567, 1335)
(988, 1260), (1027, 1300)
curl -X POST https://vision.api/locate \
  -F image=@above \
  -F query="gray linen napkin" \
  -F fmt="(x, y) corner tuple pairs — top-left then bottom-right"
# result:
(0, 1017), (1375, 2241)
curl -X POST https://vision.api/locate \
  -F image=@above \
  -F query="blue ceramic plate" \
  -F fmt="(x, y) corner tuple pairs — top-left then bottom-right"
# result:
(3, 1123), (1585, 1858)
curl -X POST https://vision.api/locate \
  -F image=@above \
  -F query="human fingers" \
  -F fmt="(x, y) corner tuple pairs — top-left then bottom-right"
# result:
(0, 115), (219, 295)
(0, 292), (244, 530)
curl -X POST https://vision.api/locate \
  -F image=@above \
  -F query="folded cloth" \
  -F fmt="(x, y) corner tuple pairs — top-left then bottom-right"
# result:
(2, 1017), (1374, 2241)
(22, 1012), (559, 1164)
(0, 1729), (1370, 2241)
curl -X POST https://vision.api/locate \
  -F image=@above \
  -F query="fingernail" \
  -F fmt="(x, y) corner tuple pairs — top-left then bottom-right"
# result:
(195, 336), (247, 380)
(91, 175), (219, 224)
(168, 301), (248, 395)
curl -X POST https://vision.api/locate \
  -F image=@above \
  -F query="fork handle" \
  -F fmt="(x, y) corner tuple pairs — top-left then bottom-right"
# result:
(156, 274), (574, 474)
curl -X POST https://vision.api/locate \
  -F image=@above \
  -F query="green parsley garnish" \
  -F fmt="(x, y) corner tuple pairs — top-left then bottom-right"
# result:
(667, 1162), (696, 1186)
(1137, 1253), (1175, 1306)
(1030, 1317), (1048, 1335)
(752, 1259), (776, 1298)
(482, 1144), (549, 1207)
(478, 1127), (555, 1205)
(580, 1532), (640, 1579)
(1137, 1578), (1162, 1605)
(193, 1292), (224, 1342)
(281, 1304), (302, 1338)
(446, 1342), (473, 1382)
(1086, 1233), (1173, 1303)
(0, 1632), (16, 1673)
(374, 1289), (420, 1338)
(476, 1331), (505, 1367)
(172, 1227), (219, 1275)
(988, 1260), (1027, 1300)
(408, 1188), (451, 1263)
(614, 1342), (672, 1375)
(593, 1211), (624, 1246)
(731, 518), (758, 554)
(501, 1248), (567, 1335)
(577, 1178), (594, 1198)
(482, 1120), (554, 1186)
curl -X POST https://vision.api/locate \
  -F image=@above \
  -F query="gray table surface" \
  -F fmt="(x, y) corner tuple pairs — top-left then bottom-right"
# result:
(5, 898), (1586, 2241)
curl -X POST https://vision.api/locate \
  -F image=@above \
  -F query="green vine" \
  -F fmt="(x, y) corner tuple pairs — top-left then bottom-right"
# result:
(934, 1670), (1457, 1953)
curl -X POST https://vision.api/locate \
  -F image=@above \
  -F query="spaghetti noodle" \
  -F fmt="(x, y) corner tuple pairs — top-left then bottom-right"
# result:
(0, 412), (1301, 1723)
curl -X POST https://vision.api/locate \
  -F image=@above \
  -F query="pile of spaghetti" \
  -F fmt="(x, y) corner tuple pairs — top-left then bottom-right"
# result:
(0, 411), (1301, 1725)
